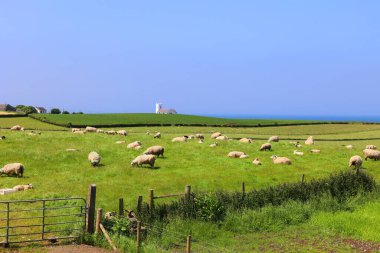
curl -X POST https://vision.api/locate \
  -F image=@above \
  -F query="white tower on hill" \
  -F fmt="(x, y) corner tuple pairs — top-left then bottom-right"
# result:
(155, 103), (162, 114)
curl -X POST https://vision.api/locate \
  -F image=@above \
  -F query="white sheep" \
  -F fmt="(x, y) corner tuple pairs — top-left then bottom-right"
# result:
(172, 136), (188, 142)
(211, 132), (222, 139)
(363, 149), (380, 161)
(144, 146), (164, 157)
(127, 141), (142, 149)
(228, 151), (246, 158)
(85, 126), (97, 132)
(106, 130), (116, 135)
(239, 154), (249, 159)
(131, 155), (156, 168)
(73, 130), (85, 134)
(96, 129), (104, 133)
(71, 128), (81, 133)
(366, 145), (377, 150)
(268, 136), (280, 142)
(0, 163), (24, 177)
(88, 151), (101, 167)
(349, 155), (363, 169)
(252, 158), (262, 165)
(195, 134), (204, 140)
(270, 155), (291, 165)
(154, 132), (161, 139)
(293, 150), (304, 156)
(13, 184), (33, 191)
(11, 125), (23, 131)
(310, 149), (321, 153)
(216, 135), (228, 141)
(239, 138), (253, 143)
(210, 143), (218, 148)
(117, 130), (127, 136)
(305, 136), (314, 145)
(260, 143), (271, 151)
(345, 145), (353, 149)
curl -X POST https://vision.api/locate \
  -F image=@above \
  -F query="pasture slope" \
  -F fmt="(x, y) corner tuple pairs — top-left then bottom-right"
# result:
(1, 115), (380, 252)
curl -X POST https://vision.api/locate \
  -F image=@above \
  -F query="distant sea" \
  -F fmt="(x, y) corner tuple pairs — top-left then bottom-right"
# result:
(201, 114), (380, 123)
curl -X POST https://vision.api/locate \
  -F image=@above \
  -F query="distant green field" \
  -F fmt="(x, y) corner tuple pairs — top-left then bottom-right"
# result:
(30, 113), (322, 127)
(0, 116), (65, 131)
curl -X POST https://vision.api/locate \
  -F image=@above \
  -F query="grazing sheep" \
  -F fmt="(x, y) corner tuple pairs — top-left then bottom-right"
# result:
(127, 141), (142, 149)
(268, 136), (280, 142)
(345, 145), (353, 149)
(210, 143), (218, 148)
(310, 149), (321, 153)
(0, 163), (24, 177)
(71, 128), (81, 132)
(106, 130), (116, 135)
(240, 154), (249, 159)
(305, 136), (314, 145)
(239, 138), (253, 143)
(73, 130), (85, 134)
(270, 155), (292, 165)
(195, 134), (204, 140)
(115, 141), (126, 144)
(349, 155), (363, 169)
(11, 125), (22, 131)
(260, 143), (271, 151)
(172, 136), (188, 142)
(13, 184), (33, 191)
(252, 158), (262, 165)
(117, 130), (127, 136)
(211, 132), (222, 139)
(144, 146), (164, 157)
(154, 132), (161, 139)
(228, 151), (246, 158)
(216, 135), (228, 141)
(363, 149), (380, 161)
(293, 150), (304, 156)
(131, 155), (156, 168)
(96, 129), (104, 133)
(88, 152), (101, 167)
(366, 145), (377, 150)
(85, 126), (97, 132)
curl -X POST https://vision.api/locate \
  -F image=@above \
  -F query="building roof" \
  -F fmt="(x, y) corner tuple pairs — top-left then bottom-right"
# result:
(35, 107), (47, 111)
(0, 104), (16, 112)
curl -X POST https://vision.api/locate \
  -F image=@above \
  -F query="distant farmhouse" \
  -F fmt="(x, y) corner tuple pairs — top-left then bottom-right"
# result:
(34, 107), (47, 114)
(155, 103), (177, 114)
(0, 104), (16, 112)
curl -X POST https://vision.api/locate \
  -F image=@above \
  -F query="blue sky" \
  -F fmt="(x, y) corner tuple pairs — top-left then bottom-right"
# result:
(0, 1), (379, 116)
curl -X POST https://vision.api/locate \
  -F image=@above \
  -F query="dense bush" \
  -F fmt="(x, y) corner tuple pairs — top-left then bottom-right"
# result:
(50, 108), (61, 114)
(137, 171), (376, 223)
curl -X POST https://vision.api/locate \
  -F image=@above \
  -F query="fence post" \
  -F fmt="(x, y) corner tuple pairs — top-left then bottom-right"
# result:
(301, 174), (305, 184)
(136, 221), (141, 253)
(4, 203), (9, 248)
(86, 184), (96, 233)
(42, 200), (46, 240)
(149, 189), (154, 210)
(242, 182), (246, 197)
(185, 185), (191, 202)
(137, 196), (143, 214)
(95, 208), (102, 235)
(186, 235), (191, 253)
(118, 198), (124, 216)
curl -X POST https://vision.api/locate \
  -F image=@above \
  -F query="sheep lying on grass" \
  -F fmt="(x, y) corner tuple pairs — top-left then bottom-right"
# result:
(172, 136), (187, 142)
(293, 150), (304, 156)
(363, 149), (380, 161)
(228, 151), (246, 158)
(305, 136), (314, 145)
(211, 132), (222, 139)
(260, 143), (271, 151)
(0, 163), (24, 177)
(216, 135), (228, 141)
(252, 158), (262, 165)
(127, 141), (142, 150)
(345, 145), (353, 149)
(310, 149), (321, 153)
(195, 134), (204, 140)
(270, 155), (291, 165)
(106, 130), (116, 135)
(71, 128), (81, 132)
(268, 136), (279, 142)
(96, 129), (104, 133)
(73, 131), (85, 134)
(131, 155), (156, 168)
(239, 138), (253, 143)
(88, 152), (101, 167)
(85, 126), (97, 132)
(349, 155), (363, 169)
(13, 184), (33, 191)
(144, 146), (164, 157)
(11, 125), (23, 131)
(154, 132), (161, 138)
(239, 154), (249, 159)
(210, 143), (218, 148)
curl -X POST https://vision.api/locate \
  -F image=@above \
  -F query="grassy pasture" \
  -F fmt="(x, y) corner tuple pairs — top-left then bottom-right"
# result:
(1, 118), (380, 251)
(0, 116), (65, 131)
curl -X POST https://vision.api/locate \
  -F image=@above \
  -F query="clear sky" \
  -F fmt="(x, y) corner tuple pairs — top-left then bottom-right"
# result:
(1, 1), (379, 116)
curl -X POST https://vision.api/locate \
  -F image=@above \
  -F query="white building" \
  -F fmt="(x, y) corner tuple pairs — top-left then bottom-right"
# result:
(155, 103), (177, 114)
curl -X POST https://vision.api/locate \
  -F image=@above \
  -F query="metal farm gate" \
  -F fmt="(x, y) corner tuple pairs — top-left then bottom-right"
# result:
(0, 197), (87, 247)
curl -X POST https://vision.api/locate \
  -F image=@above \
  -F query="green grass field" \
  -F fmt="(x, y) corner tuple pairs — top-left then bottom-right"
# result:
(30, 113), (322, 127)
(1, 116), (380, 252)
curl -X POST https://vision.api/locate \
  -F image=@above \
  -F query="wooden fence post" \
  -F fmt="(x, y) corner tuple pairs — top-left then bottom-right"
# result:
(136, 221), (141, 253)
(95, 208), (102, 235)
(86, 184), (96, 233)
(186, 235), (191, 253)
(185, 185), (191, 203)
(137, 196), (143, 213)
(242, 182), (246, 197)
(301, 174), (305, 184)
(118, 198), (124, 216)
(149, 189), (154, 210)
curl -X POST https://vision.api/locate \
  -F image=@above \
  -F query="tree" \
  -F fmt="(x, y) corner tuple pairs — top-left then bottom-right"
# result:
(50, 108), (61, 114)
(62, 110), (70, 114)
(16, 105), (37, 115)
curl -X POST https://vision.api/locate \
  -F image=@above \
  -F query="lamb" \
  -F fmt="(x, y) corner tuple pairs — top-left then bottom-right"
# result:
(13, 184), (33, 191)
(85, 126), (97, 132)
(305, 136), (314, 145)
(211, 132), (222, 139)
(172, 136), (188, 142)
(11, 125), (22, 131)
(216, 135), (228, 141)
(260, 143), (271, 151)
(106, 130), (116, 135)
(0, 163), (24, 177)
(228, 151), (246, 158)
(195, 134), (204, 140)
(270, 155), (292, 165)
(210, 143), (218, 147)
(366, 145), (377, 150)
(144, 146), (164, 157)
(154, 132), (161, 139)
(117, 130), (127, 136)
(310, 149), (321, 153)
(252, 158), (262, 165)
(293, 150), (304, 156)
(88, 152), (101, 167)
(131, 155), (156, 168)
(71, 128), (81, 132)
(349, 155), (363, 169)
(268, 136), (280, 142)
(363, 149), (380, 161)
(239, 138), (253, 143)
(127, 141), (142, 149)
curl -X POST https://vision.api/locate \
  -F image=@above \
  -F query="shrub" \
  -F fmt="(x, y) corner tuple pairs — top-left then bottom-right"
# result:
(194, 193), (226, 222)
(50, 108), (61, 114)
